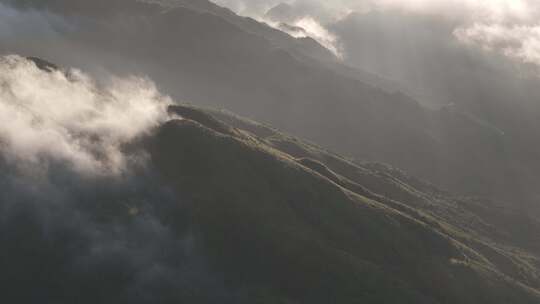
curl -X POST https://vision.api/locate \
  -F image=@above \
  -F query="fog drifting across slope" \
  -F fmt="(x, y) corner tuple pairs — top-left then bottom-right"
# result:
(0, 55), (240, 303)
(0, 55), (168, 174)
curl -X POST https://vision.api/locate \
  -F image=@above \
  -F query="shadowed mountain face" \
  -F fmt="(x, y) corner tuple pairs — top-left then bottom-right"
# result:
(1, 56), (540, 303)
(1, 0), (540, 300)
(2, 0), (539, 208)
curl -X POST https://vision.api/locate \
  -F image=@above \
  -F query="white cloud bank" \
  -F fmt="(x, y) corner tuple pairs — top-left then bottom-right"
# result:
(0, 55), (169, 175)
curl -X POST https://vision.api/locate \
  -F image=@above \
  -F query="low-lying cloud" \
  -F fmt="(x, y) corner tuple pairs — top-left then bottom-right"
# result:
(265, 15), (343, 57)
(0, 55), (241, 303)
(0, 55), (168, 174)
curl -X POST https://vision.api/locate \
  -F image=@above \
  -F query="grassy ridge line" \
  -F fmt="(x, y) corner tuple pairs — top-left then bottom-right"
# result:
(149, 105), (540, 303)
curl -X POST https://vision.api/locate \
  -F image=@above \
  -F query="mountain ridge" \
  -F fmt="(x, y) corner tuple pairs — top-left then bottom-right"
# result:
(149, 103), (540, 303)
(0, 55), (539, 303)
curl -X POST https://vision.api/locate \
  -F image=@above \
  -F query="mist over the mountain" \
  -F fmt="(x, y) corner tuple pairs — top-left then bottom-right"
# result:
(0, 55), (243, 303)
(1, 1), (540, 302)
(205, 0), (540, 207)
(2, 0), (540, 207)
(0, 55), (167, 173)
(215, 0), (540, 173)
(219, 0), (540, 91)
(217, 0), (540, 66)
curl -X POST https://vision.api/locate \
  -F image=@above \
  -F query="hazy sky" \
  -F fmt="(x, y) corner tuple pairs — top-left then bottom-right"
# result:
(213, 0), (540, 67)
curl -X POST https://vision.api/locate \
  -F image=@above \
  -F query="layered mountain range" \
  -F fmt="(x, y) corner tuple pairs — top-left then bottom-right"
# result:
(4, 0), (539, 207)
(2, 56), (539, 302)
(1, 0), (539, 302)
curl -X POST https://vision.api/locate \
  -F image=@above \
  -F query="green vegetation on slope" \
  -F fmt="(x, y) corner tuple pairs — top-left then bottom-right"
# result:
(145, 104), (540, 303)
